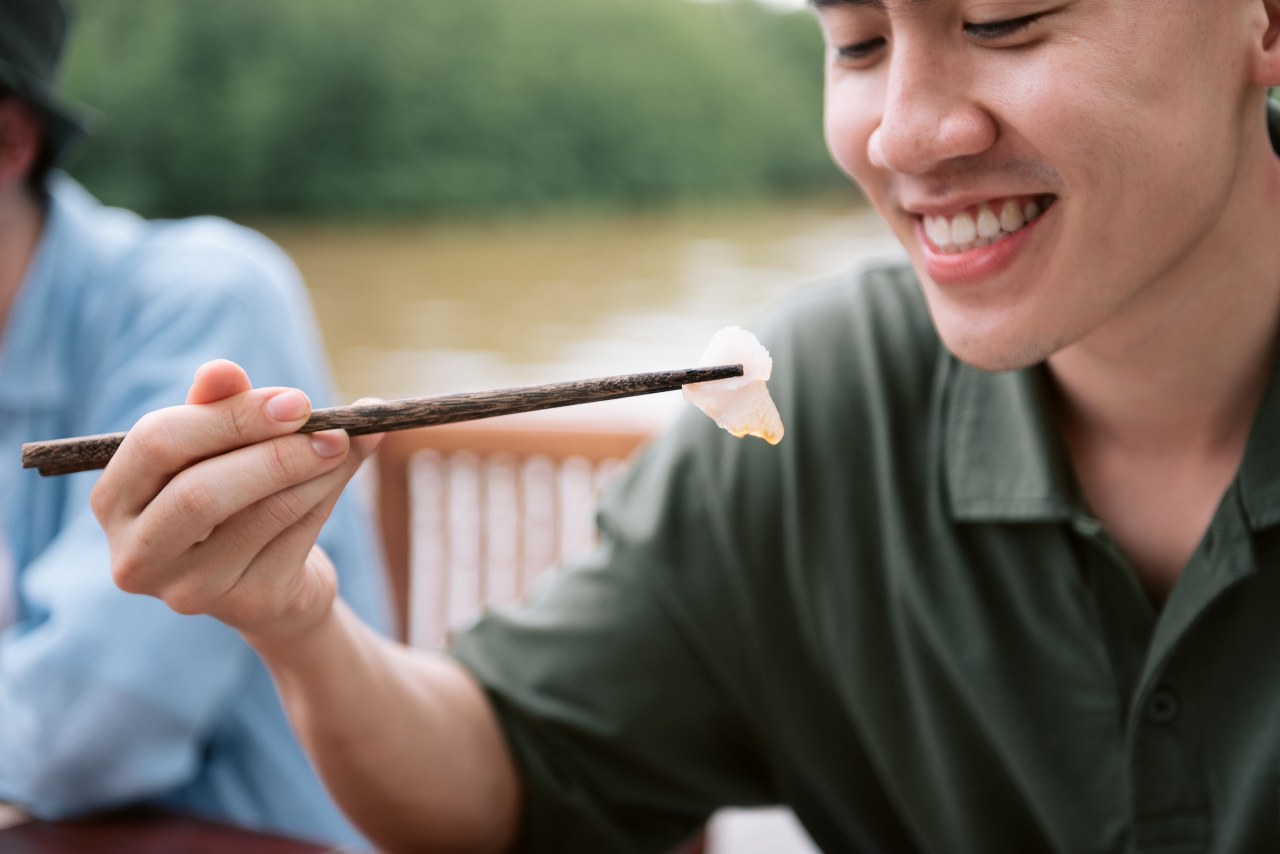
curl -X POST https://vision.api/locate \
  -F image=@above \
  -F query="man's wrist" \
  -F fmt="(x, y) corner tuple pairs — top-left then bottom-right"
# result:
(241, 596), (343, 666)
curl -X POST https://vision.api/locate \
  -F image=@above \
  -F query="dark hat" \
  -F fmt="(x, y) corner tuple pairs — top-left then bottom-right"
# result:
(0, 0), (91, 164)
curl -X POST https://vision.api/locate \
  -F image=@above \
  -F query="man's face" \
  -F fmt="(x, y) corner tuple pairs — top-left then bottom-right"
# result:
(816, 0), (1259, 370)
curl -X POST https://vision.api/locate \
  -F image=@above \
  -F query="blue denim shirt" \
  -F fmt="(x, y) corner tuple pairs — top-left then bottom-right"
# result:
(0, 175), (389, 848)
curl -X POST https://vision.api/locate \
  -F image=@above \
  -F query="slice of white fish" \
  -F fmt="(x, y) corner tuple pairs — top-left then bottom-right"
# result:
(682, 326), (784, 444)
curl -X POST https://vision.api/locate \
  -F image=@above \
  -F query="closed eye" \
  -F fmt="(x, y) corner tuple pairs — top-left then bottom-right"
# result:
(963, 13), (1042, 42)
(836, 36), (887, 63)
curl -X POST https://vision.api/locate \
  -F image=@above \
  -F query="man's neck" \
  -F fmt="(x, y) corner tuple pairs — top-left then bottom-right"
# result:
(0, 185), (45, 339)
(1048, 267), (1280, 457)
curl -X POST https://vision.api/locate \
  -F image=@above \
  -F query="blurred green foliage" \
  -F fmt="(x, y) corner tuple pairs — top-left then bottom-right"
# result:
(61, 0), (841, 219)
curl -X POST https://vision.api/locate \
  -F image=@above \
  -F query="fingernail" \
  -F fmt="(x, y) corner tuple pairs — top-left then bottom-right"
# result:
(266, 390), (310, 422)
(309, 430), (347, 458)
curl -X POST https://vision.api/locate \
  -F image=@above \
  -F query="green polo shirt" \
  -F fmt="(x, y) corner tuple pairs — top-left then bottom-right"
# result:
(453, 106), (1280, 854)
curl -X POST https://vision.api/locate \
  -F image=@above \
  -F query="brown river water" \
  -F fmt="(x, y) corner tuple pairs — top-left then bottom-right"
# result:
(261, 198), (901, 429)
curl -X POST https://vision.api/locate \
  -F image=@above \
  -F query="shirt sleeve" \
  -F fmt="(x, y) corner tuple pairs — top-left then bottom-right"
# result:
(451, 411), (783, 853)
(0, 220), (385, 817)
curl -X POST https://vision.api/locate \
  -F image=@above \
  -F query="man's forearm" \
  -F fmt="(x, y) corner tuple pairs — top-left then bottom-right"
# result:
(251, 600), (521, 854)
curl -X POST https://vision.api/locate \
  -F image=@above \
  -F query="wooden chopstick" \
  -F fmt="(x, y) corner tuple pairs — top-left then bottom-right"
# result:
(21, 364), (744, 477)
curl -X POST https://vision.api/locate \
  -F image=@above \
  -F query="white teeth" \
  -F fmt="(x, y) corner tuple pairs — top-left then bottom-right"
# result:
(976, 204), (1001, 239)
(949, 211), (977, 245)
(924, 197), (1051, 254)
(926, 215), (950, 248)
(999, 200), (1024, 233)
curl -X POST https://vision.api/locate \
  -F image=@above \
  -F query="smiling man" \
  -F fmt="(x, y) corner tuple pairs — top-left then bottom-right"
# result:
(818, 0), (1280, 603)
(88, 1), (1280, 852)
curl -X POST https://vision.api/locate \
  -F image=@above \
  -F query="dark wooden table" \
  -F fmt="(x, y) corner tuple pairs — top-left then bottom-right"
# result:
(0, 807), (350, 853)
(0, 804), (709, 853)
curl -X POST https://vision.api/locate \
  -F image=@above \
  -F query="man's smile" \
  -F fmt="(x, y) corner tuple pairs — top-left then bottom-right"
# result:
(918, 194), (1057, 254)
(910, 193), (1058, 286)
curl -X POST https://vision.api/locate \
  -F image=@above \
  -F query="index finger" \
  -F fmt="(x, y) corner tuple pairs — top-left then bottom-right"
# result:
(92, 385), (315, 522)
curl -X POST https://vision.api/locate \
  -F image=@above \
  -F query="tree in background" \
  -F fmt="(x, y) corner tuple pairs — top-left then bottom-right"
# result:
(63, 0), (841, 219)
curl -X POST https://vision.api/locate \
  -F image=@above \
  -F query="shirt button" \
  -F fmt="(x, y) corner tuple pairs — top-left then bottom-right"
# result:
(1145, 686), (1181, 726)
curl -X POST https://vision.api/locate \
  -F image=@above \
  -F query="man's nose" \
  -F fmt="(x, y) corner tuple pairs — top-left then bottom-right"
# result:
(868, 47), (997, 175)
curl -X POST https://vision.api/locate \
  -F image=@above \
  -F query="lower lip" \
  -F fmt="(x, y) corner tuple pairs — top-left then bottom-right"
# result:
(917, 206), (1051, 286)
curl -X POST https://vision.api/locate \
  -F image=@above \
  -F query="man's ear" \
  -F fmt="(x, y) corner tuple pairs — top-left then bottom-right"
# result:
(0, 99), (41, 188)
(1251, 0), (1280, 86)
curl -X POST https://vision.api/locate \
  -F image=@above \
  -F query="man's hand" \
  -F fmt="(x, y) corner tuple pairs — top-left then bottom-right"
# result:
(94, 359), (520, 852)
(91, 359), (381, 645)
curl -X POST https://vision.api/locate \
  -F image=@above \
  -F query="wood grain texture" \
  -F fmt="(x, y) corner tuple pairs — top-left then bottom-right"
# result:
(21, 364), (743, 477)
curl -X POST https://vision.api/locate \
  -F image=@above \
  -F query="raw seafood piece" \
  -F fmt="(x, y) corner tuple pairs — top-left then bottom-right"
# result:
(683, 326), (784, 444)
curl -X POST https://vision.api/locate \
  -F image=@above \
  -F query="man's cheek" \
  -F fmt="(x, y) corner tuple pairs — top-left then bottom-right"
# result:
(823, 111), (872, 185)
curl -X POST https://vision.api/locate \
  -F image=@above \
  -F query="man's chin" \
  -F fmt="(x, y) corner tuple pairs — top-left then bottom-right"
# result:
(936, 329), (1054, 374)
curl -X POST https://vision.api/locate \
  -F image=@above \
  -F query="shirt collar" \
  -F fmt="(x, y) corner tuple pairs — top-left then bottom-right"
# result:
(944, 349), (1280, 534)
(942, 357), (1080, 523)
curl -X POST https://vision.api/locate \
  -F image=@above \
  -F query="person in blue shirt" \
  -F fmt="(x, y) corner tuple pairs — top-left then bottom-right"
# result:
(0, 1), (389, 847)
